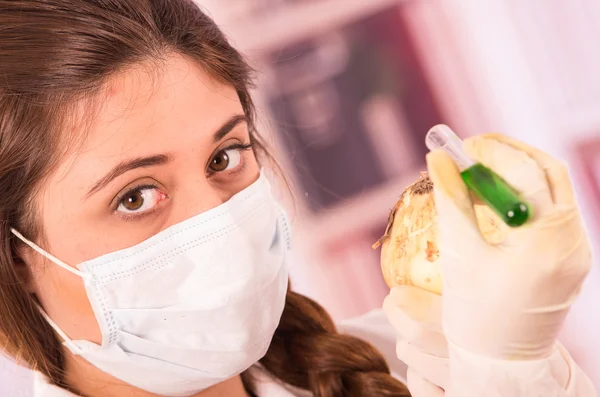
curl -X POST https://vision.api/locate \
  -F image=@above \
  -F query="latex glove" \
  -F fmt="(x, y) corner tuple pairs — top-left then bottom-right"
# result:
(383, 286), (597, 397)
(446, 341), (597, 397)
(427, 133), (593, 361)
(383, 285), (448, 397)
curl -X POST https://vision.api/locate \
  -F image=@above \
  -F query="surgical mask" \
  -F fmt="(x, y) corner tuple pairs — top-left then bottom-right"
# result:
(12, 173), (291, 397)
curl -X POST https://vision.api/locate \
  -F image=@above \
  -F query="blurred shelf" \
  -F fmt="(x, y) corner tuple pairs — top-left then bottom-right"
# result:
(296, 166), (424, 248)
(225, 0), (408, 54)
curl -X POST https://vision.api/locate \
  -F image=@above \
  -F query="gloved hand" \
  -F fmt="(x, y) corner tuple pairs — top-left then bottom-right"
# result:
(383, 283), (594, 397)
(383, 285), (448, 397)
(427, 133), (592, 360)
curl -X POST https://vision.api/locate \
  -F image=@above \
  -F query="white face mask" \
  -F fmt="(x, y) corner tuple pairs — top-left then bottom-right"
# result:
(12, 173), (291, 397)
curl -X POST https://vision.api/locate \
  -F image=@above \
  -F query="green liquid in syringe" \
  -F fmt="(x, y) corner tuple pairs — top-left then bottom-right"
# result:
(460, 163), (531, 227)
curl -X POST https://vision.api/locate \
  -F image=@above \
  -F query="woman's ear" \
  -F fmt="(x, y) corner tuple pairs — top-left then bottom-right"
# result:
(13, 247), (39, 294)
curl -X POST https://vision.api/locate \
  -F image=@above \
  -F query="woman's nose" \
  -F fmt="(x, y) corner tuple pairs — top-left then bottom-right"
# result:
(170, 176), (228, 224)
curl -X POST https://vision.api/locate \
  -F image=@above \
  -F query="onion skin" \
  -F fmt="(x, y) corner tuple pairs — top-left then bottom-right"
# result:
(374, 172), (508, 295)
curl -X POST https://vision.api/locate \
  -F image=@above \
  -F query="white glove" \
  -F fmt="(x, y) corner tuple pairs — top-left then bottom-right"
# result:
(383, 286), (597, 397)
(427, 133), (592, 361)
(383, 285), (447, 397)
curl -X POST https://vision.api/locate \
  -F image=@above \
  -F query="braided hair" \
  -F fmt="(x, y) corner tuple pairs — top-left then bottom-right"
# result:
(243, 291), (411, 396)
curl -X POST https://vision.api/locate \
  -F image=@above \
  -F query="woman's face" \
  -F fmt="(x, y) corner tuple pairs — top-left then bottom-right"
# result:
(22, 54), (260, 345)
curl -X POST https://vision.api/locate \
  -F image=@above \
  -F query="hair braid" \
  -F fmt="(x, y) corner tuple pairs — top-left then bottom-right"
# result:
(254, 291), (411, 396)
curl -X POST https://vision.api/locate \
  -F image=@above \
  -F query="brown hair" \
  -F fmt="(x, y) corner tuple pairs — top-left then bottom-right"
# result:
(0, 1), (409, 396)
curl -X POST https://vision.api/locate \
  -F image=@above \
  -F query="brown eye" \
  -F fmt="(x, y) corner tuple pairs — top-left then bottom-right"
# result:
(210, 150), (230, 172)
(122, 190), (144, 211)
(116, 187), (163, 215)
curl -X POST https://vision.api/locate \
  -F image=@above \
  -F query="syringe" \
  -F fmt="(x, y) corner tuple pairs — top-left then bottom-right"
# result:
(425, 125), (531, 227)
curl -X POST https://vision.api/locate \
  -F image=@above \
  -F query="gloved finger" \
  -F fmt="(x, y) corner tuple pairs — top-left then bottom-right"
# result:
(425, 148), (485, 247)
(396, 339), (450, 389)
(463, 134), (555, 219)
(406, 368), (445, 397)
(476, 133), (576, 206)
(383, 285), (448, 357)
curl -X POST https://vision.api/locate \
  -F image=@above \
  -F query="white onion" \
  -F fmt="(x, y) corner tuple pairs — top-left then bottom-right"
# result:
(374, 172), (508, 295)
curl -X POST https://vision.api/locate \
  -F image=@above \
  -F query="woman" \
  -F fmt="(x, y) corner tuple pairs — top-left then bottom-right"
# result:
(0, 1), (409, 396)
(0, 1), (594, 397)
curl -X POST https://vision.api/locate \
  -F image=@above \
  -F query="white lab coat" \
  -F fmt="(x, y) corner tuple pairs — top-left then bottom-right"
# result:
(33, 309), (408, 397)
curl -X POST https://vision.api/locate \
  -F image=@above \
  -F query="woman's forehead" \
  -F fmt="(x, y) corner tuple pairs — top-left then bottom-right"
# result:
(54, 55), (243, 183)
(90, 56), (239, 149)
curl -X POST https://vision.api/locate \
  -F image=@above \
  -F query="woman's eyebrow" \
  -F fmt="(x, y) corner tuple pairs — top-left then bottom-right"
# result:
(84, 114), (248, 199)
(212, 114), (247, 143)
(85, 154), (172, 199)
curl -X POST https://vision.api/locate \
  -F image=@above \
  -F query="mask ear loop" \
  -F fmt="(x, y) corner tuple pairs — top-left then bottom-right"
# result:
(10, 228), (87, 355)
(10, 228), (87, 279)
(36, 304), (85, 355)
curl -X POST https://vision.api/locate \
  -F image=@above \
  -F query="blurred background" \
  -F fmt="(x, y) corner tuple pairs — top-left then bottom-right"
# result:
(2, 0), (600, 394)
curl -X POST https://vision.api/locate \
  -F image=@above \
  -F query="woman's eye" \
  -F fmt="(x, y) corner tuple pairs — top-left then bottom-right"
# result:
(117, 187), (163, 214)
(209, 148), (243, 173)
